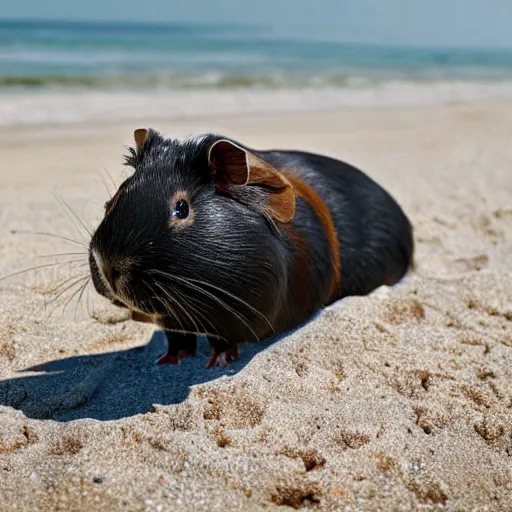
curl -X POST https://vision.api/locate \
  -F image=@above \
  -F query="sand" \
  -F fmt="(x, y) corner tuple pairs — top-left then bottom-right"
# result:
(0, 103), (511, 511)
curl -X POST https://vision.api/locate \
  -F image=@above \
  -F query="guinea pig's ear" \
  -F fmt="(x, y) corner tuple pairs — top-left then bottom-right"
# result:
(208, 139), (296, 223)
(133, 128), (148, 152)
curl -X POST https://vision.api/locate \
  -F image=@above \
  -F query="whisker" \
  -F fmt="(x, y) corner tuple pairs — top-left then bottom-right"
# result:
(150, 269), (274, 333)
(151, 271), (260, 341)
(172, 288), (210, 336)
(166, 283), (221, 337)
(101, 163), (117, 191)
(86, 284), (93, 318)
(74, 279), (90, 321)
(62, 280), (89, 317)
(154, 290), (187, 333)
(50, 191), (92, 239)
(185, 276), (275, 331)
(181, 293), (220, 337)
(48, 271), (89, 299)
(38, 252), (88, 259)
(47, 284), (88, 320)
(187, 283), (259, 340)
(0, 260), (86, 283)
(98, 168), (113, 199)
(11, 230), (88, 248)
(50, 193), (87, 242)
(146, 281), (185, 332)
(45, 276), (89, 314)
(154, 281), (201, 335)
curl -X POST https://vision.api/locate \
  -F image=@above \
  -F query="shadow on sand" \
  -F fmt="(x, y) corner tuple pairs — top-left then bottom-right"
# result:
(0, 330), (276, 422)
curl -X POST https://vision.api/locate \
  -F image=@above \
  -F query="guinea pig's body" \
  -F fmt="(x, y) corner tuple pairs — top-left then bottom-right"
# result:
(89, 130), (413, 367)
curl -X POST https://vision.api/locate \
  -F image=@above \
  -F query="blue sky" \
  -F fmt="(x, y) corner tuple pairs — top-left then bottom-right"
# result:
(3, 0), (512, 49)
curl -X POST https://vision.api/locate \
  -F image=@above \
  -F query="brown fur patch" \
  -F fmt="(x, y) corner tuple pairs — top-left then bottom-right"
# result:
(284, 172), (341, 302)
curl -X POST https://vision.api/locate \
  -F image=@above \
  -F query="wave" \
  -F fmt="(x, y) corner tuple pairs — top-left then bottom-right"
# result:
(4, 71), (512, 90)
(2, 79), (512, 126)
(0, 73), (359, 89)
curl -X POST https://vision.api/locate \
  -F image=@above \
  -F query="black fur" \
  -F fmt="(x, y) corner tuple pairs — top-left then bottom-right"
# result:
(89, 130), (413, 363)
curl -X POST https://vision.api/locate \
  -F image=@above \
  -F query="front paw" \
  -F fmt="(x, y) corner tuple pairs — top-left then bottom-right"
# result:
(206, 345), (239, 368)
(156, 349), (195, 365)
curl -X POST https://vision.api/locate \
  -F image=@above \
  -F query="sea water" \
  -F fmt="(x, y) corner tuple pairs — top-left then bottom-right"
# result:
(2, 18), (512, 125)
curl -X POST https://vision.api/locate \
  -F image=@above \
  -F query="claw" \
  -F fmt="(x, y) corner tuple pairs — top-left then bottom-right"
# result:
(206, 344), (239, 368)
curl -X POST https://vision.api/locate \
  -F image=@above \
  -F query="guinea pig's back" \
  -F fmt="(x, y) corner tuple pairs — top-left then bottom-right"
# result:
(254, 149), (414, 299)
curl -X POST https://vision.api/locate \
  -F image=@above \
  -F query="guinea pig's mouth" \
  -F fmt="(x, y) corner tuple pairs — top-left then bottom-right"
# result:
(89, 248), (153, 315)
(107, 291), (163, 326)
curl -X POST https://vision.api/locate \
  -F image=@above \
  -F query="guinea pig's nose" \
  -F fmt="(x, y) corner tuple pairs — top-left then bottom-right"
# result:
(103, 262), (121, 293)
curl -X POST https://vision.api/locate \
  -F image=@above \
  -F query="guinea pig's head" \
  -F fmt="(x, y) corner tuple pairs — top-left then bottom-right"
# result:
(89, 129), (296, 339)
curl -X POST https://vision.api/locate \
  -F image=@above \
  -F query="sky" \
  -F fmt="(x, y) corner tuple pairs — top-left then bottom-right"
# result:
(2, 0), (512, 49)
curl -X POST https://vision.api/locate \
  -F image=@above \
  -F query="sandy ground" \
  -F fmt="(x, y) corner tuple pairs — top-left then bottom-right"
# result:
(0, 103), (511, 511)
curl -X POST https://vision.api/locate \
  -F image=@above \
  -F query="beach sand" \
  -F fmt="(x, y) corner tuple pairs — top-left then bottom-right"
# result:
(0, 102), (511, 511)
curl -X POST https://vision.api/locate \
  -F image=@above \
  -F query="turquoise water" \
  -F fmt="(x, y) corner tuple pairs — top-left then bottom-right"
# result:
(2, 18), (512, 125)
(3, 18), (512, 89)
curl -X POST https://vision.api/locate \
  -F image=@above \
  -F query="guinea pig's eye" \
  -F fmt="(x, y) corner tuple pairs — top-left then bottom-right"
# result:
(172, 199), (189, 219)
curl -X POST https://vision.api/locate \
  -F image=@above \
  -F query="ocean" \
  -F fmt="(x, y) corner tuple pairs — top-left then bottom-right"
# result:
(2, 18), (512, 126)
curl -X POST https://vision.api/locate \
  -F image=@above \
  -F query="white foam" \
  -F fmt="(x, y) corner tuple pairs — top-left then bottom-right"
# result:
(2, 80), (512, 127)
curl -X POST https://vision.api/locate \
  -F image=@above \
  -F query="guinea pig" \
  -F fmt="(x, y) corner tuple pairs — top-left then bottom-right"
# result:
(89, 129), (414, 367)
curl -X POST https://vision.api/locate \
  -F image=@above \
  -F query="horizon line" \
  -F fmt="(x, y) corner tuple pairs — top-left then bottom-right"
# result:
(2, 16), (512, 53)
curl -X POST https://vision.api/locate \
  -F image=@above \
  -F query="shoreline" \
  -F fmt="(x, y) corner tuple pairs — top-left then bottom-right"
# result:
(3, 80), (512, 128)
(2, 96), (512, 130)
